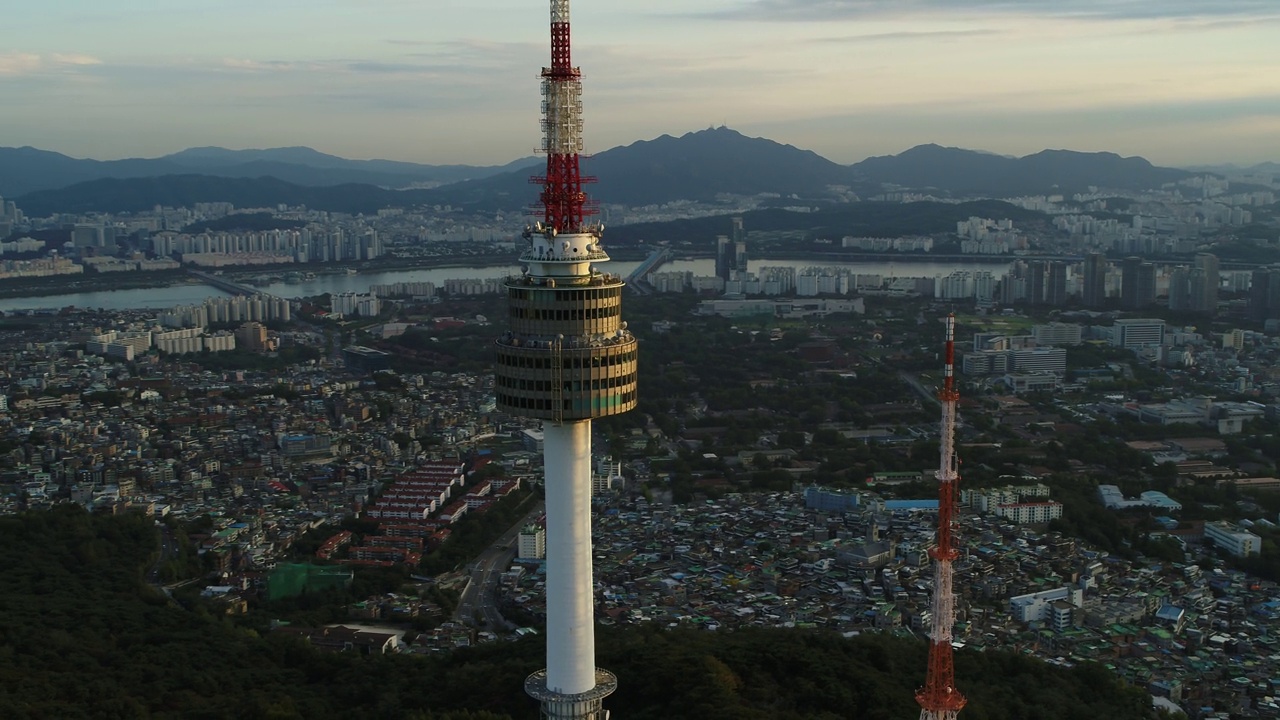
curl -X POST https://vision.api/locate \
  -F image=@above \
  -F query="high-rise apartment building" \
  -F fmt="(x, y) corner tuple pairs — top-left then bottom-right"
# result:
(1047, 262), (1068, 306)
(1082, 252), (1107, 308)
(1250, 266), (1280, 322)
(1121, 256), (1157, 310)
(1193, 253), (1220, 313)
(235, 322), (269, 352)
(1028, 261), (1047, 305)
(1168, 268), (1192, 311)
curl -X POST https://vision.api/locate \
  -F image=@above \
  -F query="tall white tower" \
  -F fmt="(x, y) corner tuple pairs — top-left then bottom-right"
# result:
(494, 2), (638, 718)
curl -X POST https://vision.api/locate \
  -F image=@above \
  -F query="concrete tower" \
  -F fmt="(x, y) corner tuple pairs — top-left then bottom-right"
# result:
(495, 1), (638, 718)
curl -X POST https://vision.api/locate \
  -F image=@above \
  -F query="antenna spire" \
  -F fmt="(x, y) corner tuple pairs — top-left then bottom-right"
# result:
(534, 0), (595, 234)
(917, 313), (967, 720)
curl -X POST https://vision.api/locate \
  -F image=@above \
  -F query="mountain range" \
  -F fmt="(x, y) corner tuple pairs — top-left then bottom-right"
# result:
(0, 145), (538, 198)
(849, 143), (1191, 197)
(7, 128), (1216, 216)
(1185, 161), (1280, 176)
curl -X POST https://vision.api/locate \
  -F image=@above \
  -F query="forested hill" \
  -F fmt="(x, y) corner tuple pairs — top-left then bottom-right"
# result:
(606, 200), (1047, 248)
(0, 506), (1158, 719)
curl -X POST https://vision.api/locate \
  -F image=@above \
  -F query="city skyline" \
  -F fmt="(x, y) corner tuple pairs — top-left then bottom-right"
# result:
(2, 0), (1278, 167)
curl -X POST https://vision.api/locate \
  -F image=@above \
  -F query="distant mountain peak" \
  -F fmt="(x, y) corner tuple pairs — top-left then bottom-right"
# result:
(0, 144), (536, 197)
(851, 143), (1188, 196)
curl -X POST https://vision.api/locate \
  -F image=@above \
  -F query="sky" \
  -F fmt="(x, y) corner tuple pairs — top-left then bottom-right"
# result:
(2, 0), (1278, 167)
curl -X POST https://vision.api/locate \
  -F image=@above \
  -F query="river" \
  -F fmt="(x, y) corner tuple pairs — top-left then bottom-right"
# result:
(0, 257), (1013, 312)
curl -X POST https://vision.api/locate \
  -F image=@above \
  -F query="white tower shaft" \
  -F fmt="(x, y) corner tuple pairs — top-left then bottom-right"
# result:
(543, 421), (597, 694)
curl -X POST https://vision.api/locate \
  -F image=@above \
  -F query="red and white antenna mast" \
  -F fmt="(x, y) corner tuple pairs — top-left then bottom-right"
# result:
(534, 0), (596, 235)
(917, 313), (967, 720)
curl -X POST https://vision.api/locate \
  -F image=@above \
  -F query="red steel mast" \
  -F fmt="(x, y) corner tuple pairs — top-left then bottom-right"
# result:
(533, 0), (596, 234)
(917, 313), (967, 720)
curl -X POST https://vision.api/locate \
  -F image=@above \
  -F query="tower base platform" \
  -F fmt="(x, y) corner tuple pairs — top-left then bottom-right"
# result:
(525, 668), (617, 720)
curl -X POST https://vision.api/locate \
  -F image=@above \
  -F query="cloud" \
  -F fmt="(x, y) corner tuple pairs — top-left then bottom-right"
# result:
(0, 53), (42, 76)
(50, 53), (103, 67)
(817, 28), (1002, 43)
(704, 0), (1280, 22)
(346, 62), (427, 74)
(0, 52), (103, 76)
(220, 58), (316, 72)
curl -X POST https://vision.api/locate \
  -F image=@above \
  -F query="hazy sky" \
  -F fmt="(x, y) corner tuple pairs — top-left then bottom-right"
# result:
(2, 0), (1278, 166)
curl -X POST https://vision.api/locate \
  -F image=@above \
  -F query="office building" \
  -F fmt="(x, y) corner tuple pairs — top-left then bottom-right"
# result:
(1111, 319), (1166, 349)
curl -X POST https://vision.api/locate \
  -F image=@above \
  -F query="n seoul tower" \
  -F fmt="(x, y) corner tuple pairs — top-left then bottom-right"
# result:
(494, 0), (638, 718)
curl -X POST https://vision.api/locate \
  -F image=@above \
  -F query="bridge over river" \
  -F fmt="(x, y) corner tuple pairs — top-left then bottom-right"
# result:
(187, 269), (279, 298)
(624, 247), (673, 294)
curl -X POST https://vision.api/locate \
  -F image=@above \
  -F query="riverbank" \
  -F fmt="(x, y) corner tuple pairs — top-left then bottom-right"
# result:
(221, 254), (522, 283)
(0, 248), (1015, 303)
(222, 248), (652, 282)
(0, 270), (196, 301)
(0, 251), (1021, 312)
(0, 254), (543, 302)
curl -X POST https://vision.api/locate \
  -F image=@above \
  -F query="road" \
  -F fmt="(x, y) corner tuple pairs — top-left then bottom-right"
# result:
(899, 371), (941, 409)
(454, 500), (545, 630)
(147, 523), (177, 587)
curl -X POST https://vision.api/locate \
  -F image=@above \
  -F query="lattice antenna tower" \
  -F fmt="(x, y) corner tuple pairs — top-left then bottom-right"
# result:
(531, 0), (597, 234)
(916, 313), (967, 720)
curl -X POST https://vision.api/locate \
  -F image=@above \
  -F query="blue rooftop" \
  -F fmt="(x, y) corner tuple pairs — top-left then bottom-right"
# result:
(885, 499), (940, 511)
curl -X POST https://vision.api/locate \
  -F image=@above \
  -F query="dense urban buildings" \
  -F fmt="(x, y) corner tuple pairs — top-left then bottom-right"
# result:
(2, 33), (1280, 719)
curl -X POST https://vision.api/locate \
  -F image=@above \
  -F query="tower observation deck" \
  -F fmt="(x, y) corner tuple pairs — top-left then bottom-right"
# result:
(495, 1), (636, 718)
(495, 235), (637, 424)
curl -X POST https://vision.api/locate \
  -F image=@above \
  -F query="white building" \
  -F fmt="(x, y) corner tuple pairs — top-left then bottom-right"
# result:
(1009, 587), (1083, 624)
(1111, 318), (1166, 349)
(995, 501), (1064, 524)
(1098, 485), (1181, 511)
(1204, 521), (1262, 557)
(963, 484), (1051, 514)
(1049, 601), (1075, 631)
(332, 292), (381, 317)
(518, 524), (546, 560)
(1010, 347), (1067, 375)
(593, 457), (624, 495)
(1032, 323), (1083, 346)
(796, 270), (850, 297)
(153, 327), (237, 354)
(85, 330), (152, 360)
